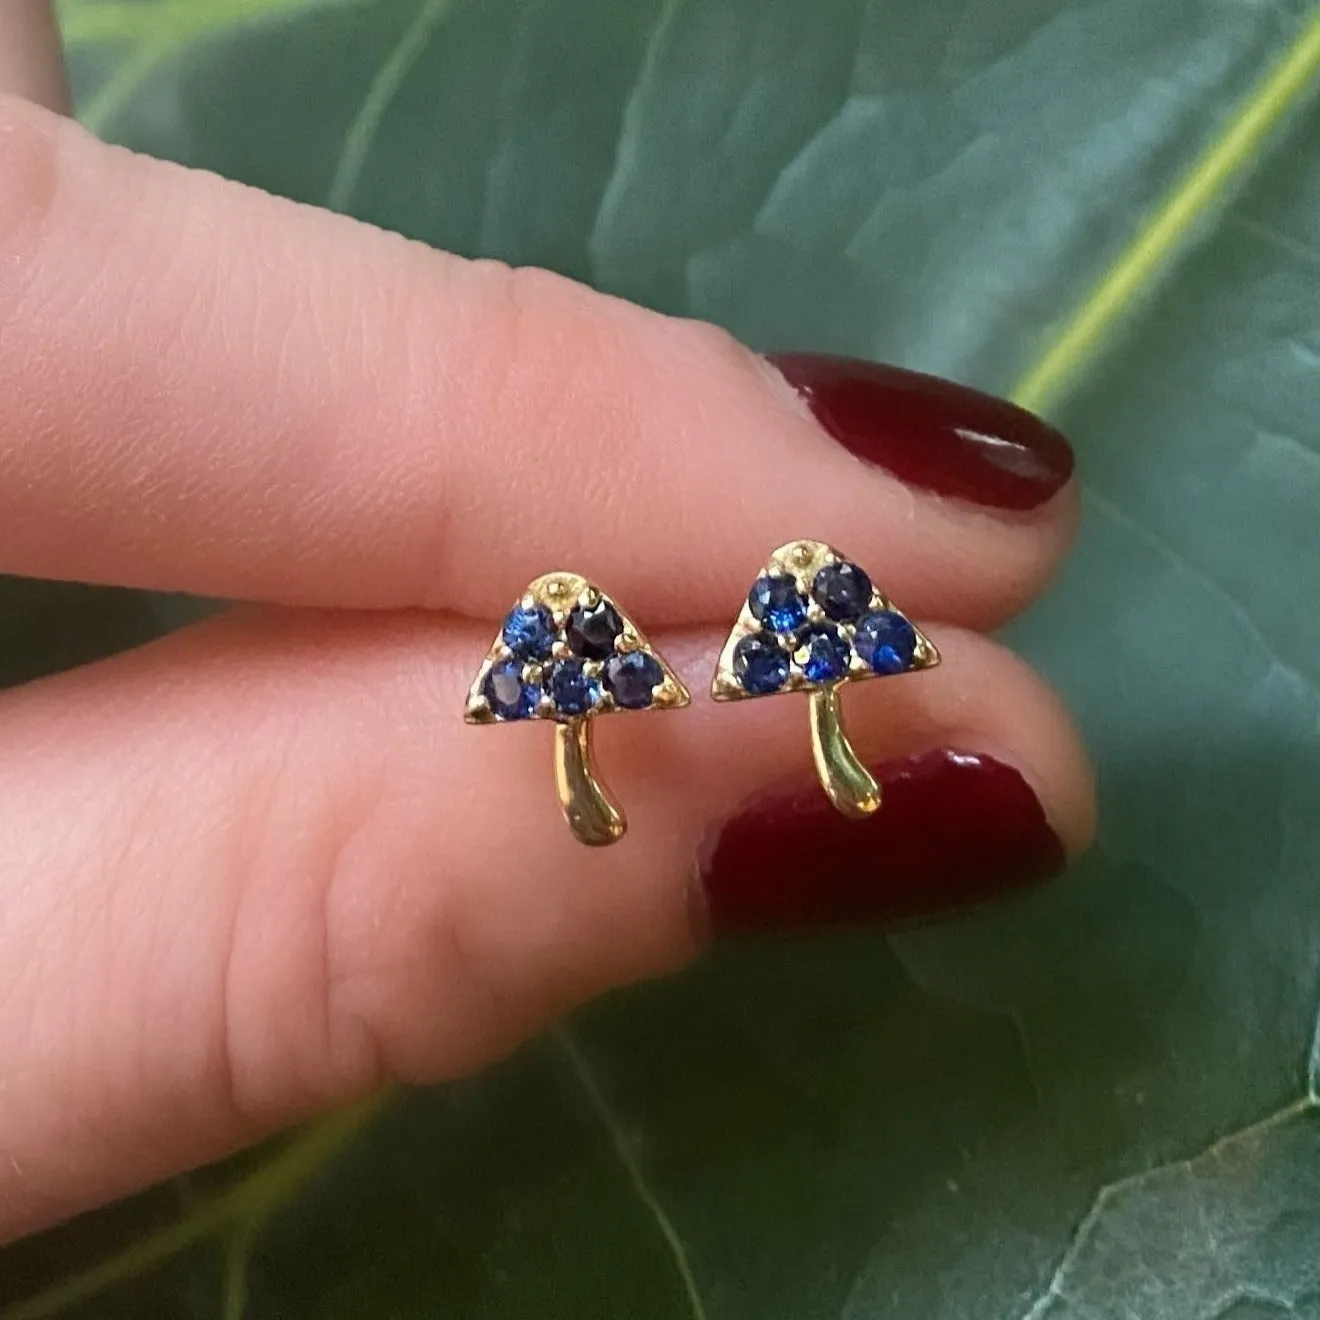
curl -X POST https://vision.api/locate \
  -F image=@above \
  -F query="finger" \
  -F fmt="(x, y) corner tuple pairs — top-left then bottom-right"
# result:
(0, 612), (1092, 1238)
(0, 95), (1074, 631)
(0, 2), (67, 111)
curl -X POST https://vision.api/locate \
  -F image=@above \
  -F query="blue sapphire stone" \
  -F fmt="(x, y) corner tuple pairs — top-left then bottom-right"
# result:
(812, 561), (873, 622)
(484, 660), (540, 719)
(548, 659), (601, 717)
(748, 574), (807, 634)
(566, 599), (623, 660)
(854, 610), (917, 675)
(795, 625), (852, 683)
(501, 604), (556, 659)
(734, 635), (790, 695)
(605, 651), (663, 709)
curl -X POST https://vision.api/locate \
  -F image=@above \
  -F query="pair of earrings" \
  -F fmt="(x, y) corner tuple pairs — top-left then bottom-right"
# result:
(464, 539), (939, 846)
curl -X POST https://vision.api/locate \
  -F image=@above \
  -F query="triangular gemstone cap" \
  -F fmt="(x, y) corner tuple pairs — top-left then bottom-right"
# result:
(711, 539), (939, 702)
(466, 571), (689, 724)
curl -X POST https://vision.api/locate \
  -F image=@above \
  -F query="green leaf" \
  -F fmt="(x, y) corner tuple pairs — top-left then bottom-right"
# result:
(7, 0), (1320, 1315)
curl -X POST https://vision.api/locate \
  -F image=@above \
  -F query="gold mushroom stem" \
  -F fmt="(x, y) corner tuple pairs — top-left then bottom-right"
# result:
(808, 685), (881, 818)
(554, 720), (626, 846)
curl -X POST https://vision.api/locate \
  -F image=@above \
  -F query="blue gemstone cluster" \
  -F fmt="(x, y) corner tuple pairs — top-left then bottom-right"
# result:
(485, 596), (665, 721)
(734, 559), (917, 695)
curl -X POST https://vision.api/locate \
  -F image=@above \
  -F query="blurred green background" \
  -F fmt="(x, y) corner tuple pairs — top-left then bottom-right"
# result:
(4, 0), (1320, 1315)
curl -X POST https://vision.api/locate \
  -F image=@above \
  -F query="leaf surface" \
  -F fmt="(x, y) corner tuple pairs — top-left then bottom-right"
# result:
(7, 1), (1320, 1314)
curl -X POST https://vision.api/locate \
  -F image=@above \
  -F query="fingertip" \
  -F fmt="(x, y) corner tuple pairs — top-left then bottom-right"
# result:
(767, 353), (1077, 514)
(0, 105), (1081, 629)
(0, 3), (69, 114)
(922, 622), (1096, 861)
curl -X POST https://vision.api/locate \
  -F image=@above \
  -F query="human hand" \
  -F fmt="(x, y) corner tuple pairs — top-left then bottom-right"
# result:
(0, 4), (1092, 1242)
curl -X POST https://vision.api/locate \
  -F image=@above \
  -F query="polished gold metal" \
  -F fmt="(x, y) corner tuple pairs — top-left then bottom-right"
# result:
(465, 571), (689, 846)
(711, 539), (939, 816)
(554, 721), (626, 845)
(809, 685), (880, 817)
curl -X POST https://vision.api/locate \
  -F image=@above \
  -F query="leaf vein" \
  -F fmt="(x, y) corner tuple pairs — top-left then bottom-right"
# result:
(1012, 1097), (1317, 1320)
(79, 37), (173, 136)
(586, 0), (686, 272)
(555, 1026), (710, 1320)
(1232, 215), (1320, 273)
(220, 1226), (253, 1320)
(1081, 483), (1315, 693)
(1011, 4), (1320, 415)
(325, 0), (455, 213)
(0, 1093), (391, 1320)
(60, 0), (373, 49)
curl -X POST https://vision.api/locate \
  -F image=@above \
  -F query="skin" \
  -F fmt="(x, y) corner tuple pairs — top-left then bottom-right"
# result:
(0, 0), (66, 112)
(0, 3), (1095, 1242)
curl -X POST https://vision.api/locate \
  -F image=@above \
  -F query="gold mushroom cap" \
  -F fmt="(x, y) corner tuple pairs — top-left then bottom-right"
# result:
(711, 540), (939, 817)
(466, 573), (688, 846)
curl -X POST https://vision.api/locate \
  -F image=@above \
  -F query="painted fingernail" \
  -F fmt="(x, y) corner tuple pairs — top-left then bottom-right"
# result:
(768, 353), (1074, 511)
(698, 749), (1065, 935)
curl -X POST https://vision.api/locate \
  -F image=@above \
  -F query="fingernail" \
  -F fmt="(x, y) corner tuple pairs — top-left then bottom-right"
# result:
(768, 353), (1074, 512)
(697, 749), (1065, 935)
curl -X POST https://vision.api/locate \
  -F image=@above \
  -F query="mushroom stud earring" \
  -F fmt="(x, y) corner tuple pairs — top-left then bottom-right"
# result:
(711, 540), (939, 817)
(466, 572), (689, 846)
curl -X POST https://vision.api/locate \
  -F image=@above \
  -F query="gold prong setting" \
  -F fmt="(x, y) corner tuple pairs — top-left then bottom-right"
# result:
(465, 573), (689, 725)
(710, 539), (939, 702)
(710, 539), (940, 818)
(465, 572), (690, 846)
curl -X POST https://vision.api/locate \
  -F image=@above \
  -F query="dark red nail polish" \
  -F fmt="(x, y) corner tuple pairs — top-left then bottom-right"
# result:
(769, 353), (1074, 511)
(698, 749), (1065, 935)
